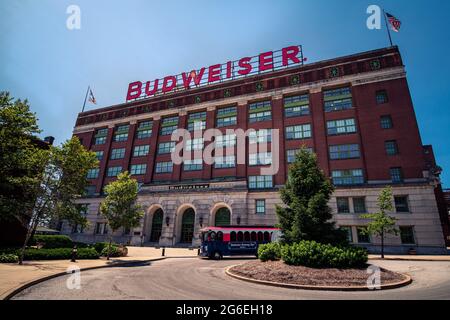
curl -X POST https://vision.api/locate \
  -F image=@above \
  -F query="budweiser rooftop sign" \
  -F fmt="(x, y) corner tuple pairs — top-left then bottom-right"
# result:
(126, 45), (305, 102)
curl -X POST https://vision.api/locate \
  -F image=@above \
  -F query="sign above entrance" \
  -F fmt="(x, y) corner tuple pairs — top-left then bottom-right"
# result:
(126, 45), (305, 102)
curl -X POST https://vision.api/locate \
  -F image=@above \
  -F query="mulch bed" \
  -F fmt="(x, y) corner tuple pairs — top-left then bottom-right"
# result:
(229, 261), (407, 287)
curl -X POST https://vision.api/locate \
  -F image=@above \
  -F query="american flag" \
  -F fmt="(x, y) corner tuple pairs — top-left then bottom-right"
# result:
(88, 89), (97, 104)
(386, 12), (401, 32)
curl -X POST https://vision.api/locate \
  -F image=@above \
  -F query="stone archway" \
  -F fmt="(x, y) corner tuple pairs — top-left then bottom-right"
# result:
(143, 205), (163, 243)
(149, 208), (163, 243)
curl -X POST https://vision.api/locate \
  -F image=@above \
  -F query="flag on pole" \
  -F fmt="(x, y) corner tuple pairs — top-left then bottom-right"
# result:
(88, 89), (97, 104)
(386, 12), (401, 32)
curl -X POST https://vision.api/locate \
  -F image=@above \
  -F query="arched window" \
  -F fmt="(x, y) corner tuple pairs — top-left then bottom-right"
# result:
(180, 208), (195, 243)
(150, 209), (163, 242)
(251, 232), (257, 241)
(264, 231), (270, 242)
(230, 231), (237, 242)
(257, 231), (264, 242)
(217, 231), (223, 242)
(215, 207), (231, 226)
(244, 231), (250, 241)
(237, 231), (243, 241)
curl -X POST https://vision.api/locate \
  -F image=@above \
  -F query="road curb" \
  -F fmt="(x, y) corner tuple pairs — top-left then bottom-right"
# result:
(3, 257), (168, 300)
(225, 265), (412, 292)
(369, 257), (450, 262)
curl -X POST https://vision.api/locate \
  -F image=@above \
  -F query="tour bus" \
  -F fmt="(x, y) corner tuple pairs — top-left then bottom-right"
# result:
(199, 226), (281, 259)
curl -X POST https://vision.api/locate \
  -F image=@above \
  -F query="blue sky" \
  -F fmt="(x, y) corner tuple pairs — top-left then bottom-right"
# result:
(1, 0), (449, 186)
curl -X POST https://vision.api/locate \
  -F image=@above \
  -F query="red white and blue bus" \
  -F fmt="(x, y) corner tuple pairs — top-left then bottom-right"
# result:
(199, 226), (281, 259)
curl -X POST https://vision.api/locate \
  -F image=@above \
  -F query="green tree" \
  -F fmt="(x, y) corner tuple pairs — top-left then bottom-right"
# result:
(100, 172), (144, 260)
(360, 186), (398, 259)
(0, 92), (48, 230)
(276, 147), (347, 245)
(18, 136), (98, 264)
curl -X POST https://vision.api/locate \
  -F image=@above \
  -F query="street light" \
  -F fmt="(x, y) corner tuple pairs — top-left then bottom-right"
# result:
(165, 216), (170, 227)
(199, 216), (204, 227)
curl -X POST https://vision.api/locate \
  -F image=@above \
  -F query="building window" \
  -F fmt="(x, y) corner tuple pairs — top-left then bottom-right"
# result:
(94, 128), (108, 145)
(155, 161), (173, 173)
(95, 151), (104, 160)
(376, 90), (389, 104)
(110, 148), (125, 160)
(337, 197), (350, 213)
(329, 144), (360, 160)
(357, 227), (370, 243)
(394, 196), (410, 213)
(95, 223), (108, 235)
(186, 138), (204, 151)
(284, 94), (310, 118)
(323, 87), (353, 112)
(87, 168), (100, 179)
(248, 175), (273, 189)
(400, 226), (415, 244)
(248, 129), (272, 144)
(85, 186), (96, 196)
(285, 124), (312, 140)
(340, 226), (353, 242)
(130, 164), (147, 175)
(286, 148), (312, 163)
(183, 159), (203, 171)
(331, 169), (364, 186)
(107, 166), (122, 177)
(256, 200), (266, 215)
(385, 140), (399, 155)
(353, 197), (367, 213)
(249, 152), (272, 166)
(214, 156), (236, 169)
(327, 118), (356, 135)
(248, 100), (272, 123)
(215, 134), (236, 148)
(113, 125), (129, 142)
(133, 145), (150, 157)
(157, 142), (175, 155)
(390, 167), (403, 183)
(136, 121), (153, 139)
(188, 111), (206, 131)
(71, 224), (84, 234)
(380, 115), (393, 129)
(216, 106), (237, 127)
(160, 116), (179, 136)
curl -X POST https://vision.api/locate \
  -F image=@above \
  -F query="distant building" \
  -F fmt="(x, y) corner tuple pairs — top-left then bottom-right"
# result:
(62, 46), (447, 254)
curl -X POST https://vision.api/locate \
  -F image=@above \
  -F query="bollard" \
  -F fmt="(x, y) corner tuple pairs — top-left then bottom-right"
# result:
(162, 247), (165, 256)
(71, 245), (78, 262)
(197, 248), (200, 256)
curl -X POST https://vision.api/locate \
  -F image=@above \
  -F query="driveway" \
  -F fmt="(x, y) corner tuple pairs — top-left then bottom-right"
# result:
(11, 258), (450, 300)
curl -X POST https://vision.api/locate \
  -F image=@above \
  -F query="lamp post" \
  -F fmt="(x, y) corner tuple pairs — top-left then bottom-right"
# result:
(199, 216), (204, 228)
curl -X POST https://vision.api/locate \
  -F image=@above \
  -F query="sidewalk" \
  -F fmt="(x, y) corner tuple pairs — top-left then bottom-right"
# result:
(0, 247), (197, 300)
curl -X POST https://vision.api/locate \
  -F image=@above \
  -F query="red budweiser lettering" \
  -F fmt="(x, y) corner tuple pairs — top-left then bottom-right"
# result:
(126, 45), (304, 102)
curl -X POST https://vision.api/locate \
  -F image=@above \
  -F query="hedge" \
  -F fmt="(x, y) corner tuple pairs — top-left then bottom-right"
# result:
(258, 242), (282, 262)
(30, 235), (73, 249)
(0, 254), (19, 263)
(280, 241), (368, 269)
(21, 248), (99, 260)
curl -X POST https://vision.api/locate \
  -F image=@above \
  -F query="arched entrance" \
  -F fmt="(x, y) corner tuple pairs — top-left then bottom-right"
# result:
(149, 208), (163, 242)
(180, 208), (195, 243)
(214, 207), (231, 226)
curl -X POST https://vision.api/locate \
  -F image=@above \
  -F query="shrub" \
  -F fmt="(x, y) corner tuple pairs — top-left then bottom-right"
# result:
(22, 248), (99, 260)
(281, 241), (368, 269)
(100, 245), (127, 257)
(93, 242), (114, 254)
(0, 254), (19, 263)
(258, 242), (282, 262)
(30, 235), (73, 249)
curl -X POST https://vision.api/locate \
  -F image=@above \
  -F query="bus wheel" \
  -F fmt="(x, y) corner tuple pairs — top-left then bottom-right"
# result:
(213, 252), (222, 260)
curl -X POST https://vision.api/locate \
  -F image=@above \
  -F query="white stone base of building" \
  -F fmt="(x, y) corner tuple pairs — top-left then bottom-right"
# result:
(62, 181), (447, 255)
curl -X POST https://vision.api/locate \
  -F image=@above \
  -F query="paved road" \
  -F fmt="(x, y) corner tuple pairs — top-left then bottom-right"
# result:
(12, 258), (450, 300)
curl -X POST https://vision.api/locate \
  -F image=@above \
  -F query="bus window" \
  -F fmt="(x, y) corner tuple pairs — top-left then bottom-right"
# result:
(230, 231), (236, 242)
(251, 231), (257, 241)
(237, 231), (243, 241)
(244, 231), (250, 241)
(257, 231), (263, 242)
(264, 231), (270, 242)
(203, 232), (208, 242)
(210, 231), (216, 241)
(217, 231), (223, 242)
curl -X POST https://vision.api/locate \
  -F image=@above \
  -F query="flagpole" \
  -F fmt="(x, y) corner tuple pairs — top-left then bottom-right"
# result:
(82, 85), (90, 113)
(383, 9), (393, 47)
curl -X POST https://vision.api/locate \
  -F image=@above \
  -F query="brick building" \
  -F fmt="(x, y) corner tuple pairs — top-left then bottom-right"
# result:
(62, 46), (447, 254)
